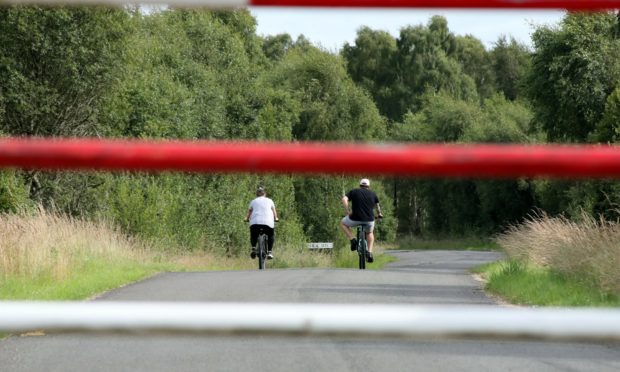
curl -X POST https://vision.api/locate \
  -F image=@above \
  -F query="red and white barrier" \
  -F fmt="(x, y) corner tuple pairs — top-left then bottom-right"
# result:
(251, 0), (620, 9)
(1, 0), (619, 8)
(2, 138), (620, 179)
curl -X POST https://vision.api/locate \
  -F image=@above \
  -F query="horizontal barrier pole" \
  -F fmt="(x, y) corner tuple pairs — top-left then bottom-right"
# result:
(2, 138), (620, 179)
(252, 0), (620, 9)
(0, 0), (619, 9)
(1, 302), (620, 341)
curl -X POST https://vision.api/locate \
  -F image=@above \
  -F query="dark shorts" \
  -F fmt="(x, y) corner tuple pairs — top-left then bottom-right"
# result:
(250, 224), (275, 251)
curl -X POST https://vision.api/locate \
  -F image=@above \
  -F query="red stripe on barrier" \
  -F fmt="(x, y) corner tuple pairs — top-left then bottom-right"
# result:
(250, 0), (620, 9)
(2, 138), (620, 179)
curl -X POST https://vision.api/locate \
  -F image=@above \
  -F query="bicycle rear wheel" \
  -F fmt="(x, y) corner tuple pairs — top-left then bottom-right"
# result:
(357, 228), (366, 270)
(358, 248), (366, 269)
(258, 234), (266, 270)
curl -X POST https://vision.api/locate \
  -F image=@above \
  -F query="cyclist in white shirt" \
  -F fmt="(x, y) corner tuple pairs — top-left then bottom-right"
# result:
(244, 187), (279, 259)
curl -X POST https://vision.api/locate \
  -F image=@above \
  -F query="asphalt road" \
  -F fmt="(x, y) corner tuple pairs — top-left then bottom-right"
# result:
(1, 250), (619, 371)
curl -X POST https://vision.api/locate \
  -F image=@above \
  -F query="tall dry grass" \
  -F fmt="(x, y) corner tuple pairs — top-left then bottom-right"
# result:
(0, 208), (149, 282)
(498, 213), (620, 295)
(0, 208), (335, 286)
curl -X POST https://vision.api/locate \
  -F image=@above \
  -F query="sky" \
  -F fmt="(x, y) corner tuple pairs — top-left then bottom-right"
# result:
(249, 8), (566, 51)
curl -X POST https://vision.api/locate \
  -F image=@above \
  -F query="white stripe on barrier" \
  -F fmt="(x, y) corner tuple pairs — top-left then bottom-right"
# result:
(1, 302), (619, 341)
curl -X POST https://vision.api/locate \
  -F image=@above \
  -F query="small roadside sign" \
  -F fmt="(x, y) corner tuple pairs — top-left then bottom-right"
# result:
(307, 242), (333, 250)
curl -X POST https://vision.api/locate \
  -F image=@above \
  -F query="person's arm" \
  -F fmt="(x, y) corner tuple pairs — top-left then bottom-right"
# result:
(244, 207), (252, 222)
(341, 195), (351, 216)
(271, 206), (279, 222)
(375, 194), (383, 218)
(375, 203), (384, 219)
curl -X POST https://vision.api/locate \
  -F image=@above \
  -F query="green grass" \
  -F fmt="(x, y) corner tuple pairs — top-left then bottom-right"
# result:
(473, 260), (620, 307)
(0, 258), (179, 340)
(0, 259), (177, 301)
(398, 236), (500, 251)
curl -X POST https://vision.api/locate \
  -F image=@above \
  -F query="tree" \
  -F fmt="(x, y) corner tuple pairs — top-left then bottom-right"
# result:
(100, 10), (227, 139)
(393, 16), (477, 117)
(0, 6), (131, 137)
(393, 91), (481, 142)
(270, 46), (386, 141)
(342, 16), (478, 123)
(491, 36), (531, 101)
(463, 94), (535, 143)
(455, 35), (496, 100)
(592, 87), (620, 143)
(526, 12), (620, 143)
(262, 33), (294, 62)
(342, 27), (399, 121)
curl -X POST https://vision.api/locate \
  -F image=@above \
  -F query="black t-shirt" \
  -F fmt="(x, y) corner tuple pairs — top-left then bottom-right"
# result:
(346, 188), (379, 222)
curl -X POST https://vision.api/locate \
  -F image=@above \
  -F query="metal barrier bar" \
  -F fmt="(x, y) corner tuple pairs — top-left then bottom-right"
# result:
(2, 138), (620, 179)
(0, 0), (619, 9)
(1, 302), (620, 341)
(252, 0), (620, 9)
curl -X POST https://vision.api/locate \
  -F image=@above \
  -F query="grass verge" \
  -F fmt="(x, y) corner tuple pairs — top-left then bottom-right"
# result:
(1, 260), (171, 301)
(473, 260), (620, 307)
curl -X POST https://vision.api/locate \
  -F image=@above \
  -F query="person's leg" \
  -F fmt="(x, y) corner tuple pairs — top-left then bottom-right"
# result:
(250, 225), (259, 257)
(266, 227), (275, 252)
(339, 218), (354, 240)
(365, 221), (376, 263)
(250, 225), (259, 247)
(340, 217), (358, 251)
(366, 221), (376, 252)
(367, 231), (374, 252)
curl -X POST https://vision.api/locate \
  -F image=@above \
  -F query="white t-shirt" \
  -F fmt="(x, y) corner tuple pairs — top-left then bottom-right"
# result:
(249, 196), (276, 228)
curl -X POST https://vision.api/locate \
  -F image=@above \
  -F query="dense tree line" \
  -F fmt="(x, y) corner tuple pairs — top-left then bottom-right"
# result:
(342, 12), (620, 235)
(1, 6), (619, 250)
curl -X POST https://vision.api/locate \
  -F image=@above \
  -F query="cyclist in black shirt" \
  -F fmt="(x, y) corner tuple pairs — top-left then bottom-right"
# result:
(340, 178), (383, 263)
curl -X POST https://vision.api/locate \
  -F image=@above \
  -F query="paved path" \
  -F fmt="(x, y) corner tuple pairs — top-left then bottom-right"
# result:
(1, 250), (619, 371)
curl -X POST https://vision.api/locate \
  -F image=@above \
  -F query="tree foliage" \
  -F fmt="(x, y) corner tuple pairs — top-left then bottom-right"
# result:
(491, 36), (531, 101)
(527, 12), (620, 143)
(3, 7), (620, 246)
(0, 6), (131, 137)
